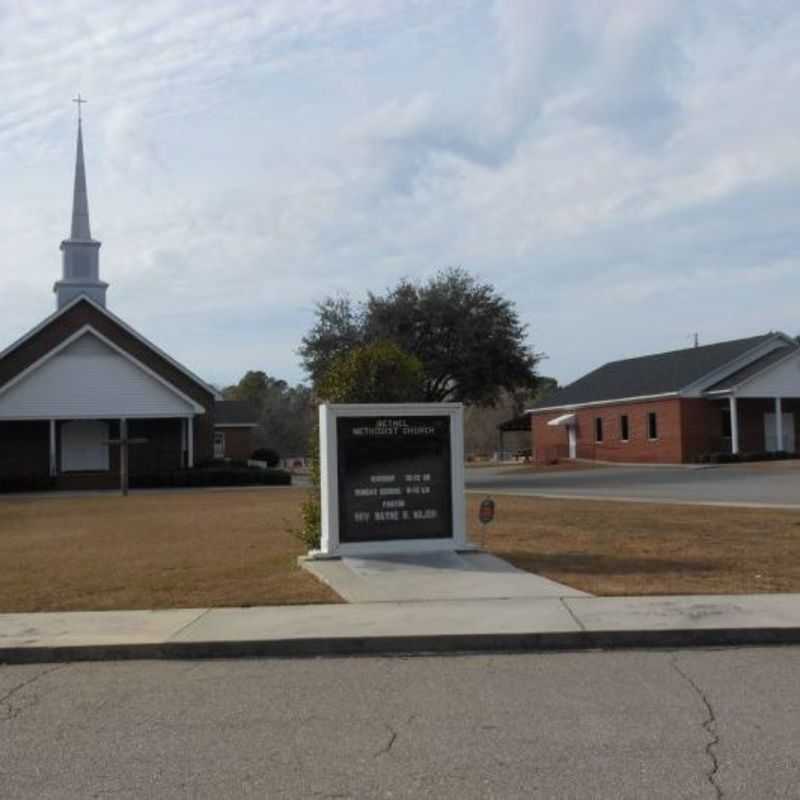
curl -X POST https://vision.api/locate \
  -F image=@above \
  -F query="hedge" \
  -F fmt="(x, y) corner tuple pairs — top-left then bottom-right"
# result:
(0, 475), (57, 494)
(693, 450), (796, 464)
(130, 467), (292, 489)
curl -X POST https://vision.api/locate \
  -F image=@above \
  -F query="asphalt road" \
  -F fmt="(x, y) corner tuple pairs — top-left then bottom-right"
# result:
(2, 647), (799, 798)
(466, 462), (800, 506)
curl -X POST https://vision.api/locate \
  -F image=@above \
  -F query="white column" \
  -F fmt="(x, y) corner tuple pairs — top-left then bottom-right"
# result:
(187, 416), (194, 468)
(729, 395), (739, 455)
(775, 397), (784, 452)
(49, 420), (57, 476)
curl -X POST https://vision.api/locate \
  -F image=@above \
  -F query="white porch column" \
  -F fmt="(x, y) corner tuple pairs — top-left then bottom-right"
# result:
(775, 397), (784, 452)
(729, 395), (740, 455)
(49, 420), (57, 477)
(187, 416), (194, 468)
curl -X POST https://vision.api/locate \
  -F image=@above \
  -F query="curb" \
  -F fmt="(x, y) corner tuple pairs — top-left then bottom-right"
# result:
(3, 627), (800, 665)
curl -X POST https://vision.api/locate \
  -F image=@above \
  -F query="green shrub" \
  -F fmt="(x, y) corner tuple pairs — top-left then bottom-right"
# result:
(0, 475), (56, 494)
(296, 341), (426, 551)
(131, 467), (291, 489)
(251, 447), (280, 467)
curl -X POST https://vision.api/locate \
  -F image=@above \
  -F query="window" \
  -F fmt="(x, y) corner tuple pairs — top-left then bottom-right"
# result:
(595, 417), (604, 443)
(648, 412), (658, 440)
(214, 431), (226, 459)
(721, 409), (732, 438)
(620, 415), (630, 441)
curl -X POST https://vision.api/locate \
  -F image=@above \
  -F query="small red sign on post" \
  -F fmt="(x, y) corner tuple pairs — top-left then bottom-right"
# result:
(479, 497), (495, 525)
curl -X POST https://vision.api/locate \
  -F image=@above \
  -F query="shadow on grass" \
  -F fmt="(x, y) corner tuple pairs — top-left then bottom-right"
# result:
(500, 550), (718, 577)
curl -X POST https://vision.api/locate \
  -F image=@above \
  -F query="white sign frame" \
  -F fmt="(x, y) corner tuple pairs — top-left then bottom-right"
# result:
(316, 403), (467, 557)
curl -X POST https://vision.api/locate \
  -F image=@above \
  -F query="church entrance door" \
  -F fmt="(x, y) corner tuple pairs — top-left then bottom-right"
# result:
(62, 420), (110, 472)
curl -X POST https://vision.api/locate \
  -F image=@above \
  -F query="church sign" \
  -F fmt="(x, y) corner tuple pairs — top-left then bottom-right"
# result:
(317, 404), (467, 556)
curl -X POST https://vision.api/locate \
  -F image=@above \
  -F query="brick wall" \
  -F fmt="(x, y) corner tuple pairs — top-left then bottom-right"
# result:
(680, 398), (722, 462)
(534, 396), (800, 464)
(217, 427), (255, 462)
(533, 397), (686, 464)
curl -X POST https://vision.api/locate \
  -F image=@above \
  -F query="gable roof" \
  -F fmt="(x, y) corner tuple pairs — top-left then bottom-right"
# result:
(0, 294), (221, 401)
(529, 333), (783, 411)
(0, 327), (204, 419)
(705, 344), (800, 392)
(215, 400), (259, 426)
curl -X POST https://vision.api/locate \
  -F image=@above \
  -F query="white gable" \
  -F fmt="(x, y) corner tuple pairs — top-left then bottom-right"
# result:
(0, 330), (198, 419)
(735, 350), (800, 398)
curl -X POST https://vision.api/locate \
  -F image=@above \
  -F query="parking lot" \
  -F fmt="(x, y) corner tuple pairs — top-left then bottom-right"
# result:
(466, 461), (800, 507)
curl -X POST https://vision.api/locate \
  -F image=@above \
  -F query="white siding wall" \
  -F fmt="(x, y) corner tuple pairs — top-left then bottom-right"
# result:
(736, 351), (800, 398)
(0, 332), (196, 419)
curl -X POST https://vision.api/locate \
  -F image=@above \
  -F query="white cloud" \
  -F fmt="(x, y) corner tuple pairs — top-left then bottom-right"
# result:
(1, 0), (799, 387)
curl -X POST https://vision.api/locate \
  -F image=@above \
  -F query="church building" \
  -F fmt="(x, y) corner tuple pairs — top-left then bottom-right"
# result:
(529, 334), (800, 465)
(0, 116), (257, 490)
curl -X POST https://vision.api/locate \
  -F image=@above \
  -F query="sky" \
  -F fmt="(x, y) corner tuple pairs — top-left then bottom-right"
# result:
(2, 0), (799, 390)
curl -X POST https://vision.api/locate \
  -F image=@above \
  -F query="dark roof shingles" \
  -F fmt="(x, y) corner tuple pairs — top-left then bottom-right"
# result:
(531, 333), (778, 410)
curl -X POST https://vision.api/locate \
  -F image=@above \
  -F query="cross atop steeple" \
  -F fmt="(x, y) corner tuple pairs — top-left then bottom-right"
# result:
(72, 93), (87, 122)
(54, 102), (108, 310)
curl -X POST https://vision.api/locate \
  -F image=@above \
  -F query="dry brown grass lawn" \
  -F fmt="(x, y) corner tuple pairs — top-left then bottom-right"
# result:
(0, 488), (340, 612)
(3, 489), (800, 612)
(470, 494), (800, 596)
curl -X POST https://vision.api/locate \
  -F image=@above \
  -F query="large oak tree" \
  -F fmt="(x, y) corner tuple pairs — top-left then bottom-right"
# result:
(299, 268), (538, 406)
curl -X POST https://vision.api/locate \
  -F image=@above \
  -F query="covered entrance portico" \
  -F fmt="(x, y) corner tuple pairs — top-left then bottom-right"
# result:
(0, 416), (199, 491)
(705, 348), (800, 456)
(708, 396), (799, 456)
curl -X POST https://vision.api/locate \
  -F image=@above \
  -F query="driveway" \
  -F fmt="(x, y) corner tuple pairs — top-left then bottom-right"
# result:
(465, 461), (800, 507)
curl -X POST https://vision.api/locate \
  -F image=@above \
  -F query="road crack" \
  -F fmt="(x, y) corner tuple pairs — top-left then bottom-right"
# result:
(671, 656), (723, 799)
(373, 723), (397, 757)
(0, 665), (68, 723)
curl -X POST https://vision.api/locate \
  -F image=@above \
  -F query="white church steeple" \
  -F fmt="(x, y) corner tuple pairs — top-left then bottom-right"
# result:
(54, 97), (108, 309)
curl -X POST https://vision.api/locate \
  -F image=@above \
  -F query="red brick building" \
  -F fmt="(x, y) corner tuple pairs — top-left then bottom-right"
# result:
(529, 334), (800, 465)
(0, 117), (257, 490)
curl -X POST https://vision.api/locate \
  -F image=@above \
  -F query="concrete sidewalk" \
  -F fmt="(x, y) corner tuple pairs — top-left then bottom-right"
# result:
(2, 594), (800, 664)
(301, 551), (588, 603)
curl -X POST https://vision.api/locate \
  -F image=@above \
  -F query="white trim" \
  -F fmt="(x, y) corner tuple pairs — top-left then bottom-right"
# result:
(317, 403), (467, 557)
(701, 346), (800, 396)
(546, 412), (576, 427)
(682, 334), (796, 396)
(213, 422), (258, 428)
(729, 395), (739, 455)
(0, 325), (205, 415)
(528, 391), (678, 415)
(0, 413), (198, 421)
(214, 429), (226, 459)
(0, 294), (221, 401)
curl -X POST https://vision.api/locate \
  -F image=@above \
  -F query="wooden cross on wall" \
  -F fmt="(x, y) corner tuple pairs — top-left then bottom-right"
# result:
(105, 419), (148, 496)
